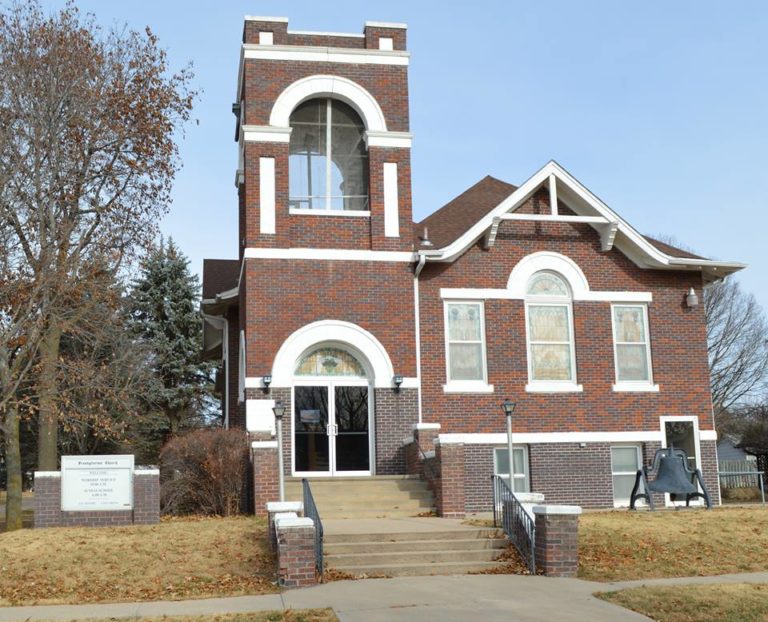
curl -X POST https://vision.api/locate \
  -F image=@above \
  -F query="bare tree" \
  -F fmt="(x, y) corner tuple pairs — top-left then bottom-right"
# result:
(0, 1), (194, 529)
(706, 279), (768, 417)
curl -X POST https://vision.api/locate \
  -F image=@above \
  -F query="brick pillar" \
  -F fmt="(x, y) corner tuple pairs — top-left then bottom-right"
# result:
(276, 516), (317, 588)
(533, 505), (582, 577)
(266, 501), (303, 550)
(133, 470), (160, 525)
(435, 439), (465, 518)
(252, 440), (279, 517)
(33, 472), (62, 528)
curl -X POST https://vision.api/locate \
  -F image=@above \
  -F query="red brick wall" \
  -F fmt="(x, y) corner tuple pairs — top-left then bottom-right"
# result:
(418, 204), (713, 436)
(243, 259), (417, 379)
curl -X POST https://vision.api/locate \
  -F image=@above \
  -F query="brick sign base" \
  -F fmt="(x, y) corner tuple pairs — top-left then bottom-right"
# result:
(34, 469), (160, 528)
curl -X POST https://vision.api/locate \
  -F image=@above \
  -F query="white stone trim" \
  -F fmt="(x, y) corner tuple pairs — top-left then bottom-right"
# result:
(287, 29), (366, 38)
(288, 208), (370, 217)
(251, 441), (278, 449)
(276, 516), (314, 529)
(508, 252), (589, 298)
(413, 422), (441, 430)
(365, 21), (407, 29)
(439, 287), (652, 303)
(443, 382), (495, 394)
(438, 431), (671, 444)
(245, 45), (409, 67)
(533, 504), (582, 516)
(266, 501), (303, 513)
(525, 382), (583, 393)
(612, 383), (660, 393)
(365, 131), (413, 148)
(34, 471), (61, 478)
(245, 15), (289, 22)
(242, 126), (292, 143)
(271, 320), (396, 388)
(269, 75), (389, 131)
(383, 163), (399, 238)
(259, 157), (276, 235)
(243, 248), (415, 262)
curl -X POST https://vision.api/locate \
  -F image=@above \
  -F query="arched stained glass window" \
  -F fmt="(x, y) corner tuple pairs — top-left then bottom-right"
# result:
(295, 347), (367, 377)
(526, 271), (570, 297)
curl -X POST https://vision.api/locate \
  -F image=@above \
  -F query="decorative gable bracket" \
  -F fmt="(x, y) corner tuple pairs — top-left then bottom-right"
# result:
(600, 221), (619, 252)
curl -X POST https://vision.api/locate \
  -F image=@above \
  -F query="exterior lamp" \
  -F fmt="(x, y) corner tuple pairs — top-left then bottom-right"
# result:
(272, 400), (286, 502)
(685, 288), (699, 308)
(502, 400), (516, 489)
(392, 374), (404, 392)
(262, 375), (272, 394)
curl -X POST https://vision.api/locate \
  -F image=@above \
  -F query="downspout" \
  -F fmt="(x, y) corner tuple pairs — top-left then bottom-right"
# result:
(413, 253), (427, 423)
(222, 318), (230, 429)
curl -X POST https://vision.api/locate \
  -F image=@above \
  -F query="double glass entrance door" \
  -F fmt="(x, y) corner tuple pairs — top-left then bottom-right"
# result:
(293, 383), (370, 475)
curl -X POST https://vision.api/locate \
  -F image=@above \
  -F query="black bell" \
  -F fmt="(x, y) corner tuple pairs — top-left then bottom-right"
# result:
(647, 454), (698, 496)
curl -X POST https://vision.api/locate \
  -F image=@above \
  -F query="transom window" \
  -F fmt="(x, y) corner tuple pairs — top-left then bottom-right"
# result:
(445, 302), (488, 383)
(525, 271), (577, 383)
(295, 347), (367, 377)
(289, 98), (369, 212)
(612, 305), (653, 384)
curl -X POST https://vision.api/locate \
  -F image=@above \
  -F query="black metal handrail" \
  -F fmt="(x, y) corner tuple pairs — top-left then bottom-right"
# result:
(302, 478), (324, 574)
(415, 437), (441, 484)
(492, 474), (535, 573)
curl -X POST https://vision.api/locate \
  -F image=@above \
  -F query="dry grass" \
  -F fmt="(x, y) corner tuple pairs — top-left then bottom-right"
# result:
(0, 516), (278, 606)
(36, 611), (338, 622)
(597, 583), (768, 622)
(579, 507), (768, 582)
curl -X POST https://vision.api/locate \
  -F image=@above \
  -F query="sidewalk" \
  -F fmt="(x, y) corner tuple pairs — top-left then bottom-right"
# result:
(1, 571), (767, 622)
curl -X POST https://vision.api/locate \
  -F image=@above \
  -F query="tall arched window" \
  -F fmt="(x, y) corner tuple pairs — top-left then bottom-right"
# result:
(525, 271), (577, 385)
(289, 99), (369, 211)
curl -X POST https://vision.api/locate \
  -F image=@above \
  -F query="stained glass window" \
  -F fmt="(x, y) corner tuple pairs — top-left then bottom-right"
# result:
(295, 348), (367, 377)
(613, 305), (652, 382)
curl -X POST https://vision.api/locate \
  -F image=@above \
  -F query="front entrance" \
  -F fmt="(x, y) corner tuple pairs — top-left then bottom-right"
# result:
(292, 346), (373, 476)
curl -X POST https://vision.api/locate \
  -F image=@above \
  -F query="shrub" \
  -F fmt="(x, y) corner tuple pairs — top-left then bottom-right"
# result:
(160, 429), (249, 516)
(722, 486), (763, 502)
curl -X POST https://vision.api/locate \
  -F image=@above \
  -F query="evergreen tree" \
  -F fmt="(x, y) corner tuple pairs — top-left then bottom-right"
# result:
(128, 239), (215, 453)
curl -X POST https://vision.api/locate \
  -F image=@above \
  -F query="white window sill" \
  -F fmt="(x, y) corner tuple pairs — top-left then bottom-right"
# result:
(612, 383), (659, 393)
(443, 382), (495, 394)
(289, 208), (370, 217)
(525, 382), (583, 393)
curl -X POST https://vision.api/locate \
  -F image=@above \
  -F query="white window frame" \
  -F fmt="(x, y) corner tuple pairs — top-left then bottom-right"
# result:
(610, 444), (643, 507)
(493, 446), (530, 493)
(660, 415), (704, 507)
(524, 273), (581, 393)
(611, 303), (658, 392)
(442, 301), (493, 393)
(238, 330), (246, 404)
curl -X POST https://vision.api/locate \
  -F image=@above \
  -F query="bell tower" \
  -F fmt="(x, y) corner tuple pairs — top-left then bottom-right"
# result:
(234, 17), (414, 255)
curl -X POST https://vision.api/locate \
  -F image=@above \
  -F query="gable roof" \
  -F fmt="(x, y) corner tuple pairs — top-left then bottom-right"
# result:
(414, 160), (745, 281)
(202, 259), (239, 300)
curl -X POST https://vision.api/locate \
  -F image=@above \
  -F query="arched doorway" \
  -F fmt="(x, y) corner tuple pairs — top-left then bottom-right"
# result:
(292, 346), (373, 476)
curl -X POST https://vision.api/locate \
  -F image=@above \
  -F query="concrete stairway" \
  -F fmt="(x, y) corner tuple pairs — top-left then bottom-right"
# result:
(324, 526), (508, 577)
(284, 475), (435, 519)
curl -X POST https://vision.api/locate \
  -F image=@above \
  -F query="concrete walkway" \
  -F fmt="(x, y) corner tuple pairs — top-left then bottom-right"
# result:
(1, 572), (767, 622)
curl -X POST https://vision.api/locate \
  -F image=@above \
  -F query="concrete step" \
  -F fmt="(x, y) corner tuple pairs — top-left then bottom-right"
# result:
(318, 508), (435, 519)
(325, 537), (508, 555)
(325, 560), (504, 577)
(324, 529), (501, 544)
(326, 548), (503, 566)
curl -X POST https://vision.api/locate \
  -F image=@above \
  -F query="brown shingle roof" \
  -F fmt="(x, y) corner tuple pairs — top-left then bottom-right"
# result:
(414, 175), (517, 249)
(642, 236), (706, 260)
(202, 259), (239, 299)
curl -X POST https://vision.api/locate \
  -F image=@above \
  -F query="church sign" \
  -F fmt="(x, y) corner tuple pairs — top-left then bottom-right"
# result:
(60, 455), (135, 512)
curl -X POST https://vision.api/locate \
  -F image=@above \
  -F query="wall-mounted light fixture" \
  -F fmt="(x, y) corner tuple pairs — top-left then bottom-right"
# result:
(392, 374), (404, 393)
(685, 287), (699, 308)
(262, 375), (272, 394)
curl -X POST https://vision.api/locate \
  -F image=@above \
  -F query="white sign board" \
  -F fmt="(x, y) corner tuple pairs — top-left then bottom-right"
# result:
(61, 455), (134, 512)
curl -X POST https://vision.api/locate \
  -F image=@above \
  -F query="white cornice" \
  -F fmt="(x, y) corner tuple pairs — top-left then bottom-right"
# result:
(365, 130), (413, 148)
(245, 16), (289, 22)
(243, 248), (416, 262)
(243, 44), (410, 66)
(365, 21), (408, 29)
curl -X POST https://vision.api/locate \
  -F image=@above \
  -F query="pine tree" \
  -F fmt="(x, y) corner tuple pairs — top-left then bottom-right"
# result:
(128, 239), (215, 451)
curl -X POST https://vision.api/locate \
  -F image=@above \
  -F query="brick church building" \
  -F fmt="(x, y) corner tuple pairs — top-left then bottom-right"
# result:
(202, 16), (744, 515)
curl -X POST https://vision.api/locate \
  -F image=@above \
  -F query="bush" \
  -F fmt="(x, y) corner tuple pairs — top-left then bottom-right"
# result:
(160, 429), (249, 516)
(722, 486), (763, 502)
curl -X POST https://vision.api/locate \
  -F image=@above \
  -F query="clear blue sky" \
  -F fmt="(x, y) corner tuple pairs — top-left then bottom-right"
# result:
(40, 1), (768, 309)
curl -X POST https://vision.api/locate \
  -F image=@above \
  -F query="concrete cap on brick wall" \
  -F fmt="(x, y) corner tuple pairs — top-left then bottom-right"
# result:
(533, 504), (582, 516)
(412, 422), (441, 430)
(274, 512), (298, 523)
(267, 501), (303, 514)
(34, 471), (61, 478)
(276, 516), (314, 529)
(245, 16), (289, 23)
(252, 441), (278, 449)
(364, 21), (407, 29)
(517, 492), (545, 504)
(435, 436), (464, 445)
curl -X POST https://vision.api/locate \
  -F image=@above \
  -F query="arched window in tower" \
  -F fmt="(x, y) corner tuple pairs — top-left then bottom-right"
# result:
(289, 99), (369, 211)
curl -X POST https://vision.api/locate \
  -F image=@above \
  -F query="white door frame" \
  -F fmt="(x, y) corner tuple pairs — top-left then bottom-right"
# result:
(291, 378), (375, 478)
(659, 415), (702, 507)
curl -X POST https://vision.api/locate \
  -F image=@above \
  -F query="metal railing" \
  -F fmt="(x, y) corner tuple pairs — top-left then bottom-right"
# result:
(718, 470), (766, 505)
(415, 437), (440, 485)
(492, 474), (535, 573)
(302, 478), (324, 574)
